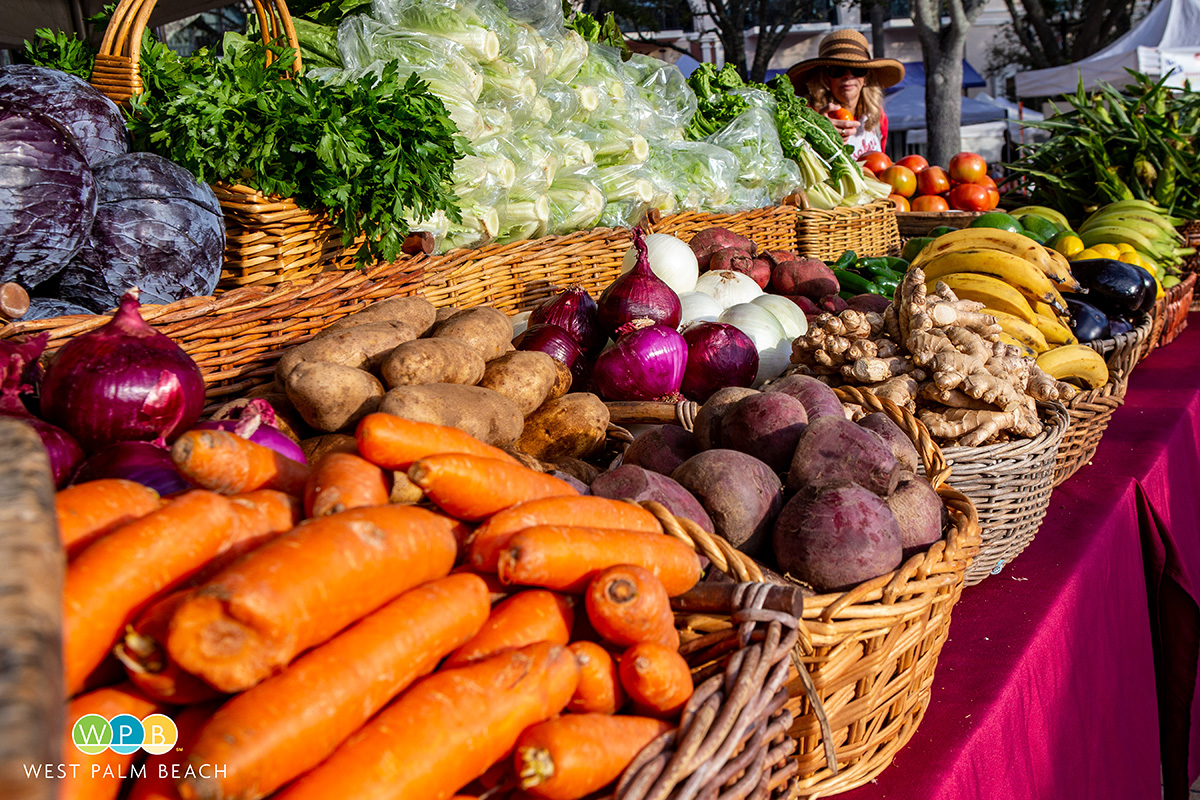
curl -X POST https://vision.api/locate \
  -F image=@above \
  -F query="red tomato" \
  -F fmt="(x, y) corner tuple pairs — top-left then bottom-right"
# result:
(888, 194), (911, 212)
(831, 107), (856, 121)
(896, 154), (929, 173)
(984, 186), (1001, 210)
(879, 165), (917, 198)
(915, 166), (951, 196)
(948, 182), (991, 212)
(859, 151), (892, 174)
(948, 152), (988, 184)
(911, 194), (950, 212)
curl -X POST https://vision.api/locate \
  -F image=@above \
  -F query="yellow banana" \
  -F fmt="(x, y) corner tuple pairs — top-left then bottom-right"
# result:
(927, 272), (1036, 323)
(1036, 344), (1110, 389)
(909, 226), (1065, 285)
(987, 309), (1051, 352)
(1044, 248), (1082, 291)
(915, 249), (1067, 313)
(996, 332), (1037, 357)
(1080, 225), (1165, 256)
(1080, 212), (1180, 241)
(1030, 311), (1078, 345)
(1010, 205), (1071, 230)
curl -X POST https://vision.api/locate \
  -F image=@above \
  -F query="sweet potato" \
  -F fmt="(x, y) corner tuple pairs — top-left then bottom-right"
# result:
(515, 392), (609, 461)
(772, 481), (902, 592)
(433, 306), (514, 362)
(787, 414), (902, 497)
(763, 250), (797, 267)
(846, 293), (892, 314)
(688, 227), (756, 270)
(275, 322), (420, 381)
(479, 351), (559, 416)
(858, 412), (921, 474)
(692, 386), (759, 450)
(748, 258), (773, 289)
(818, 294), (849, 313)
(325, 296), (437, 335)
(887, 473), (946, 557)
(589, 465), (714, 534)
(285, 362), (384, 433)
(719, 393), (808, 473)
(708, 248), (754, 276)
(380, 338), (486, 389)
(782, 295), (820, 315)
(380, 383), (524, 446)
(621, 425), (698, 476)
(770, 259), (838, 299)
(670, 450), (783, 556)
(764, 374), (844, 420)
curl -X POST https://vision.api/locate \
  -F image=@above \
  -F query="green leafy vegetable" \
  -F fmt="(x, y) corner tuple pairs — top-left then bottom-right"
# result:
(684, 63), (751, 139)
(23, 29), (95, 79)
(563, 2), (631, 59)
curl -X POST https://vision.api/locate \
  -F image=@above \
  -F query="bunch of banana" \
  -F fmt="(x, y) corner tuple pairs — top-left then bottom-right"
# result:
(1036, 344), (1110, 390)
(1010, 205), (1071, 231)
(1077, 200), (1195, 285)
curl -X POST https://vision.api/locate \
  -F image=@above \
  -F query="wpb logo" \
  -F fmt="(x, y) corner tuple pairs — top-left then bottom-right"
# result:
(72, 714), (178, 756)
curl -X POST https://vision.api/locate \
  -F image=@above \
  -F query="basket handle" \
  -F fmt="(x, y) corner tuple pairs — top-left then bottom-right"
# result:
(91, 0), (303, 105)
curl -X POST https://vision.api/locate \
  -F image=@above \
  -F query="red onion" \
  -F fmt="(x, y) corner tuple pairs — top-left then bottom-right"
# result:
(597, 227), (681, 338)
(591, 323), (688, 402)
(680, 322), (759, 403)
(71, 440), (191, 496)
(194, 398), (307, 464)
(40, 290), (206, 453)
(529, 286), (603, 355)
(516, 323), (589, 386)
(1, 333), (84, 487)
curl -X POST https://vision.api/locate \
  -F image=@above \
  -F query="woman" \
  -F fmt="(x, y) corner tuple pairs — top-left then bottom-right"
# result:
(786, 30), (904, 159)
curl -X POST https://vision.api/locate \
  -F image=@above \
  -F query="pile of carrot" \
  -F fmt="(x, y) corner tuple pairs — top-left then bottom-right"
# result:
(58, 411), (705, 800)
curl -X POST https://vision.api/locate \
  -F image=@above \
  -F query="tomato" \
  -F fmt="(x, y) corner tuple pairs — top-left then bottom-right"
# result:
(915, 166), (951, 197)
(984, 186), (1000, 210)
(948, 152), (988, 184)
(831, 107), (856, 121)
(859, 151), (892, 174)
(896, 154), (929, 173)
(878, 165), (917, 198)
(911, 194), (950, 212)
(948, 182), (991, 212)
(861, 165), (876, 179)
(888, 194), (911, 212)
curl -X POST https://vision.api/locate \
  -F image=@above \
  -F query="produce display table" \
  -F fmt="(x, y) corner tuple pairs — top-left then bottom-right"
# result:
(840, 313), (1200, 800)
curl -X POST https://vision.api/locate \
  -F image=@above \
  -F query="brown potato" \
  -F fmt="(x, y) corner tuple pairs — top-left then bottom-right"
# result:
(515, 392), (609, 462)
(275, 321), (420, 382)
(325, 296), (437, 335)
(478, 351), (558, 416)
(431, 306), (513, 361)
(546, 359), (574, 401)
(285, 362), (384, 433)
(379, 383), (524, 446)
(300, 433), (359, 462)
(380, 338), (486, 389)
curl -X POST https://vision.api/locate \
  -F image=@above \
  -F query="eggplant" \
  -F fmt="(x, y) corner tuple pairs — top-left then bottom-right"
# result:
(1132, 266), (1157, 315)
(1062, 293), (1111, 342)
(1109, 317), (1134, 336)
(1068, 259), (1149, 318)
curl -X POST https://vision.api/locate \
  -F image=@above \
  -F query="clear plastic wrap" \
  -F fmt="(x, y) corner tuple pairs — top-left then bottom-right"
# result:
(706, 107), (802, 202)
(623, 53), (695, 139)
(371, 0), (512, 62)
(645, 140), (739, 212)
(565, 120), (648, 167)
(334, 16), (484, 100)
(545, 166), (607, 235)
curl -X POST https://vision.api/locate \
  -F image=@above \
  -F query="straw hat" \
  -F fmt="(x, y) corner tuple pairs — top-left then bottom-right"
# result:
(786, 30), (905, 91)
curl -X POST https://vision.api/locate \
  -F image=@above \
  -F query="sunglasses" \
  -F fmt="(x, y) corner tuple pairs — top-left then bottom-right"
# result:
(826, 66), (869, 79)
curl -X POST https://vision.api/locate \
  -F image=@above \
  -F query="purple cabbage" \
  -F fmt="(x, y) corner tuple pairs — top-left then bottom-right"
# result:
(0, 65), (129, 166)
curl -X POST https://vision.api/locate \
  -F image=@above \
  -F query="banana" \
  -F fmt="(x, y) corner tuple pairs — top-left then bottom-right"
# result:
(1036, 344), (1110, 389)
(1040, 248), (1081, 291)
(908, 226), (1068, 285)
(1079, 225), (1170, 257)
(927, 272), (1036, 323)
(987, 309), (1051, 352)
(916, 249), (1067, 313)
(1090, 198), (1171, 217)
(1009, 205), (1071, 230)
(1079, 214), (1178, 242)
(1030, 311), (1078, 345)
(1082, 208), (1182, 238)
(996, 332), (1037, 357)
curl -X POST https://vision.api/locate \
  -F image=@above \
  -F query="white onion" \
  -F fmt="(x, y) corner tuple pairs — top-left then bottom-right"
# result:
(510, 310), (533, 338)
(677, 291), (724, 329)
(751, 294), (809, 339)
(621, 233), (698, 294)
(693, 270), (763, 310)
(718, 302), (792, 387)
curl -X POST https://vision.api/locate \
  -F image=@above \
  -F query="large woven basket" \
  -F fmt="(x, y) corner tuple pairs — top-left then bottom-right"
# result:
(794, 199), (902, 261)
(894, 210), (983, 238)
(1180, 220), (1200, 312)
(940, 402), (1068, 585)
(1153, 271), (1196, 349)
(649, 205), (801, 255)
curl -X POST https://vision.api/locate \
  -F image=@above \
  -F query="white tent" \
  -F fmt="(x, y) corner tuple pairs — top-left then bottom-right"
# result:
(1014, 0), (1200, 98)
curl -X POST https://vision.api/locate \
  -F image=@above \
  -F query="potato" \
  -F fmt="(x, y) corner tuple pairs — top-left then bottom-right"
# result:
(671, 449), (783, 557)
(478, 351), (558, 416)
(380, 383), (524, 446)
(772, 482), (902, 592)
(299, 433), (358, 462)
(787, 415), (901, 497)
(515, 392), (609, 461)
(550, 457), (600, 488)
(546, 359), (574, 401)
(621, 424), (698, 476)
(275, 322), (420, 382)
(590, 464), (714, 534)
(858, 412), (921, 474)
(888, 473), (946, 557)
(432, 306), (513, 361)
(720, 393), (808, 473)
(764, 374), (844, 420)
(770, 259), (838, 300)
(380, 338), (486, 389)
(285, 362), (384, 433)
(692, 386), (759, 450)
(389, 471), (425, 504)
(325, 296), (437, 335)
(435, 306), (462, 324)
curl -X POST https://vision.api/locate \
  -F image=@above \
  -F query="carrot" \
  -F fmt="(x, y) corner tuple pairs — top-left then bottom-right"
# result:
(408, 454), (578, 521)
(443, 589), (575, 669)
(468, 496), (661, 573)
(451, 564), (509, 604)
(61, 683), (163, 800)
(304, 451), (392, 517)
(166, 504), (460, 693)
(178, 573), (490, 800)
(355, 412), (520, 470)
(170, 429), (308, 496)
(190, 490), (304, 584)
(496, 526), (702, 595)
(57, 479), (161, 559)
(273, 641), (580, 800)
(126, 702), (219, 800)
(114, 590), (222, 705)
(567, 641), (625, 714)
(64, 490), (238, 696)
(585, 565), (679, 650)
(514, 714), (674, 800)
(618, 643), (694, 720)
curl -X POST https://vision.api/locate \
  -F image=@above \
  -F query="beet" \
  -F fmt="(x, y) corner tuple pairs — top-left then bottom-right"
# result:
(858, 412), (920, 474)
(622, 424), (699, 476)
(887, 473), (946, 558)
(764, 374), (844, 420)
(787, 414), (902, 496)
(671, 449), (784, 557)
(692, 386), (759, 450)
(818, 294), (849, 313)
(590, 464), (714, 534)
(845, 293), (892, 313)
(720, 392), (808, 473)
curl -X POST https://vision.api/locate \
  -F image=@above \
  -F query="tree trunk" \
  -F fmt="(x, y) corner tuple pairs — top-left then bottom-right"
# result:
(911, 0), (988, 167)
(870, 2), (887, 58)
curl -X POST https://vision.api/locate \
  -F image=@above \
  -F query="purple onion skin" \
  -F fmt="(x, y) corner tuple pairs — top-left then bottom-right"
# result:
(71, 440), (190, 496)
(193, 398), (306, 464)
(680, 322), (759, 403)
(529, 287), (604, 356)
(1, 333), (84, 487)
(598, 228), (681, 338)
(591, 324), (688, 402)
(516, 323), (589, 386)
(40, 290), (205, 453)
(12, 415), (85, 488)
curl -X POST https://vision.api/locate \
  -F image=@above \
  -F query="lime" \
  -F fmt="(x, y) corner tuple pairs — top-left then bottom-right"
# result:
(1021, 229), (1047, 244)
(902, 236), (935, 262)
(969, 211), (1026, 234)
(1017, 213), (1062, 240)
(928, 225), (958, 237)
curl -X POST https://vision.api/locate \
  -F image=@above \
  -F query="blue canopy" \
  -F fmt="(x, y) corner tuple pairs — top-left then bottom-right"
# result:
(889, 60), (988, 93)
(883, 84), (1008, 132)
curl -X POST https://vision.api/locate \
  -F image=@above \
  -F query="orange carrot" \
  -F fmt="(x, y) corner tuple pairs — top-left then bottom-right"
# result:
(408, 454), (578, 521)
(451, 564), (510, 604)
(497, 526), (702, 595)
(355, 412), (520, 470)
(567, 641), (625, 714)
(61, 683), (163, 800)
(64, 490), (238, 696)
(304, 451), (392, 517)
(514, 714), (674, 800)
(126, 702), (219, 800)
(273, 641), (580, 800)
(166, 505), (460, 693)
(585, 565), (679, 650)
(57, 479), (161, 559)
(443, 589), (575, 669)
(114, 590), (222, 705)
(468, 496), (661, 573)
(618, 643), (694, 720)
(189, 490), (304, 584)
(170, 429), (308, 496)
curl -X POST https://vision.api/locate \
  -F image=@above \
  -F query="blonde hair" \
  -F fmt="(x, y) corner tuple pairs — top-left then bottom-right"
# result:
(804, 73), (885, 134)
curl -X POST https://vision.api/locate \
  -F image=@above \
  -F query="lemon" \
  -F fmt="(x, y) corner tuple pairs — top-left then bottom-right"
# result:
(1072, 247), (1104, 261)
(1119, 252), (1144, 269)
(1089, 243), (1123, 260)
(1049, 231), (1084, 258)
(1116, 242), (1137, 255)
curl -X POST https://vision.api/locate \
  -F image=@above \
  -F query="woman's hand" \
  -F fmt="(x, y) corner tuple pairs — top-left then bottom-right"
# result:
(820, 104), (858, 141)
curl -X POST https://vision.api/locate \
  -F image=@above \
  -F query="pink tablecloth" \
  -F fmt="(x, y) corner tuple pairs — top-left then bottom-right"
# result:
(840, 315), (1200, 800)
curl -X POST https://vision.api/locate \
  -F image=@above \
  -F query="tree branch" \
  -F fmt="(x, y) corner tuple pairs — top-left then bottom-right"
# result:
(1019, 0), (1062, 65)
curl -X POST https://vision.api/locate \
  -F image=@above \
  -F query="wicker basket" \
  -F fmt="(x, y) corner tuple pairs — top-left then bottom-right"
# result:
(794, 199), (902, 261)
(940, 402), (1068, 585)
(1179, 220), (1200, 312)
(649, 205), (800, 255)
(1154, 271), (1196, 349)
(894, 210), (984, 238)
